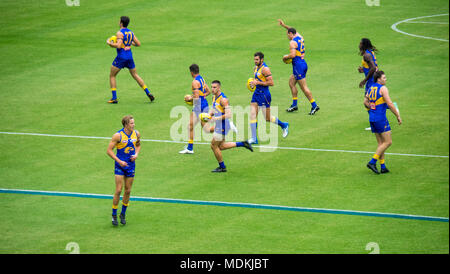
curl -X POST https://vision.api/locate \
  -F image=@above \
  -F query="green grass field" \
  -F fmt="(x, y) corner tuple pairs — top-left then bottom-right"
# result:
(0, 0), (448, 254)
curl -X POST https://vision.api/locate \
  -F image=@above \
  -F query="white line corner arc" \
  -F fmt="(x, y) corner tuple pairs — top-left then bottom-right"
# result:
(391, 13), (449, 42)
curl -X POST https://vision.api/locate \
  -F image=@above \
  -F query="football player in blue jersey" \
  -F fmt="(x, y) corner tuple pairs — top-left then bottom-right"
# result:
(204, 80), (253, 172)
(278, 19), (319, 115)
(364, 71), (402, 174)
(107, 115), (141, 225)
(248, 52), (289, 144)
(106, 16), (155, 103)
(358, 38), (379, 92)
(179, 64), (211, 154)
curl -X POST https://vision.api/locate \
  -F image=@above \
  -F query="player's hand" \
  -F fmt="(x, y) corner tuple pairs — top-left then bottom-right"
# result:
(250, 80), (259, 87)
(358, 66), (364, 73)
(397, 116), (402, 125)
(130, 154), (138, 162)
(118, 160), (128, 167)
(277, 19), (285, 26)
(106, 38), (111, 45)
(359, 80), (366, 88)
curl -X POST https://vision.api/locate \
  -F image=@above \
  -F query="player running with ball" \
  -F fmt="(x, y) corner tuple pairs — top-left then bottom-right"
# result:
(201, 80), (253, 172)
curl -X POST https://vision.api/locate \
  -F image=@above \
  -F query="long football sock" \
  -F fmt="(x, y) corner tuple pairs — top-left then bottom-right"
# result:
(111, 88), (117, 100)
(369, 154), (380, 165)
(121, 202), (129, 216)
(142, 85), (151, 95)
(112, 204), (118, 216)
(187, 139), (194, 151)
(250, 120), (257, 140)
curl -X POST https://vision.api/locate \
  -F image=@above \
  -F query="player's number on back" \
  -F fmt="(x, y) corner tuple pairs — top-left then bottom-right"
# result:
(124, 32), (133, 45)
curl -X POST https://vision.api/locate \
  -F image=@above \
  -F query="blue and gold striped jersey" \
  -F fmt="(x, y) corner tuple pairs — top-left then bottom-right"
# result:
(115, 128), (138, 162)
(254, 62), (270, 93)
(212, 92), (227, 117)
(193, 75), (209, 107)
(367, 83), (388, 122)
(292, 35), (305, 64)
(212, 91), (230, 134)
(116, 28), (134, 60)
(362, 49), (378, 77)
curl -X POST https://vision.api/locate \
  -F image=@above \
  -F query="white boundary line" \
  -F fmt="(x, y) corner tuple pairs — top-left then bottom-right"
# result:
(404, 21), (449, 24)
(391, 13), (449, 42)
(0, 131), (448, 158)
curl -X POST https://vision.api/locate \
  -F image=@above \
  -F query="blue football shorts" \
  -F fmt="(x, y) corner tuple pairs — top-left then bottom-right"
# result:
(114, 161), (135, 177)
(293, 61), (308, 80)
(112, 56), (136, 70)
(370, 118), (391, 134)
(251, 90), (271, 108)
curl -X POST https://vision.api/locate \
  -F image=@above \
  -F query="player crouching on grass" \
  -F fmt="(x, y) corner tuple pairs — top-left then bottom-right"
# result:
(201, 80), (253, 172)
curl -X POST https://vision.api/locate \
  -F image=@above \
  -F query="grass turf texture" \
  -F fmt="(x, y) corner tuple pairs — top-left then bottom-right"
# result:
(0, 0), (448, 253)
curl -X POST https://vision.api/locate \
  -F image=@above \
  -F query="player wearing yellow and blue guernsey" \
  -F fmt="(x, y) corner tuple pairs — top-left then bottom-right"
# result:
(106, 16), (155, 104)
(278, 19), (320, 115)
(358, 38), (379, 92)
(202, 80), (253, 172)
(248, 52), (289, 145)
(364, 71), (402, 174)
(107, 115), (141, 226)
(179, 64), (211, 154)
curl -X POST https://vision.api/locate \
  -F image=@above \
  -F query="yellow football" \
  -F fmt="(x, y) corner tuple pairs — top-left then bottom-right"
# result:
(109, 35), (117, 44)
(283, 58), (292, 64)
(184, 94), (193, 105)
(199, 113), (211, 122)
(247, 78), (256, 92)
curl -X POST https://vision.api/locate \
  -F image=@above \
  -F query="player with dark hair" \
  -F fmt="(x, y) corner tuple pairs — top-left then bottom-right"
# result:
(364, 71), (402, 174)
(248, 52), (289, 144)
(179, 64), (211, 154)
(358, 38), (379, 92)
(107, 115), (141, 225)
(202, 80), (253, 172)
(278, 19), (320, 115)
(106, 16), (155, 103)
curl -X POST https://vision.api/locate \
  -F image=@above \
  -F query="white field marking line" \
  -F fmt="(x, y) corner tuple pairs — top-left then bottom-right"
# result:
(0, 131), (448, 158)
(405, 21), (449, 24)
(391, 13), (449, 42)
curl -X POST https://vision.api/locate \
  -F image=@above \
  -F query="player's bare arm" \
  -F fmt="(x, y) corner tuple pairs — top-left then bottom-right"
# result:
(191, 80), (202, 114)
(363, 94), (371, 110)
(192, 80), (201, 99)
(203, 83), (211, 97)
(111, 31), (124, 49)
(284, 40), (298, 61)
(380, 86), (402, 125)
(130, 130), (141, 162)
(107, 133), (128, 167)
(360, 53), (376, 87)
(277, 19), (290, 30)
(252, 67), (274, 87)
(132, 34), (141, 47)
